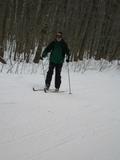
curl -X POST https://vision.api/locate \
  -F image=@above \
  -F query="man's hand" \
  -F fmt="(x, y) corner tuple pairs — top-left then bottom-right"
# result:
(66, 58), (69, 63)
(39, 56), (43, 60)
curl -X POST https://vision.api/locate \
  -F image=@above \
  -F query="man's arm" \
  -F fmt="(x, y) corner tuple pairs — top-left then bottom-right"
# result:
(0, 56), (6, 64)
(42, 41), (54, 58)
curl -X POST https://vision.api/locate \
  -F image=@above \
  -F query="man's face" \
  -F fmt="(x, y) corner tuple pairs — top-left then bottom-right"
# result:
(56, 33), (62, 41)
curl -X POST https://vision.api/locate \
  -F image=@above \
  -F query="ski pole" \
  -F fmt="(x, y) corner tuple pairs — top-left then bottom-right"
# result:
(41, 60), (46, 82)
(67, 63), (72, 94)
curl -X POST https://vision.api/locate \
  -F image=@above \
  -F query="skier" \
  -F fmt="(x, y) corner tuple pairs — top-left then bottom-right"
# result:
(40, 32), (70, 92)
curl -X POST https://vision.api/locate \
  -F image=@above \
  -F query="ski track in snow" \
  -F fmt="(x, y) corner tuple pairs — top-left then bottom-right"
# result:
(0, 70), (120, 160)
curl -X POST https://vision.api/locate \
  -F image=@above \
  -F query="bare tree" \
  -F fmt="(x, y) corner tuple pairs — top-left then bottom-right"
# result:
(0, 0), (120, 62)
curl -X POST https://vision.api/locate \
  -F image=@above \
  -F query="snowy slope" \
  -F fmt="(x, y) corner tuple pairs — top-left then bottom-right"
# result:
(0, 69), (120, 160)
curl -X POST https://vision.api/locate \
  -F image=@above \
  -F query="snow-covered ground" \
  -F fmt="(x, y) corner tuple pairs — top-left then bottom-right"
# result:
(0, 66), (120, 160)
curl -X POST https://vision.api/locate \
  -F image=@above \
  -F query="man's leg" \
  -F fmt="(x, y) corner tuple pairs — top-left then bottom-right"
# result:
(45, 63), (55, 89)
(55, 64), (63, 90)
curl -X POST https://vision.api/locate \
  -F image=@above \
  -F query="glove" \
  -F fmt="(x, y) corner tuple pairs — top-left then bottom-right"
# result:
(39, 56), (43, 60)
(33, 58), (39, 63)
(66, 58), (69, 63)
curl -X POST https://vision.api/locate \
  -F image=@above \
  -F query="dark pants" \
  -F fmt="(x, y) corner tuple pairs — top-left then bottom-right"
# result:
(45, 63), (63, 89)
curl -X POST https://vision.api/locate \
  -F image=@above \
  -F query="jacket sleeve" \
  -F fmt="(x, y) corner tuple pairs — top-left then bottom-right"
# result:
(42, 41), (54, 58)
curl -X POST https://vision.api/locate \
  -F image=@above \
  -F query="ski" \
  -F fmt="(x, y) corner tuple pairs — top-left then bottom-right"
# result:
(33, 87), (65, 93)
(33, 88), (45, 92)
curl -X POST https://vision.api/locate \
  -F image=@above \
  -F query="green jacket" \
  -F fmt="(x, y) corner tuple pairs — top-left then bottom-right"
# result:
(42, 39), (70, 64)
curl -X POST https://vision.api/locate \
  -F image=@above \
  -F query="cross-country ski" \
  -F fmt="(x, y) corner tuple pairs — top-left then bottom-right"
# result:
(33, 87), (65, 93)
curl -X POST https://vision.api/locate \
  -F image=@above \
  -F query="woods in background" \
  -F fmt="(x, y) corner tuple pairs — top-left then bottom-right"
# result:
(0, 0), (120, 62)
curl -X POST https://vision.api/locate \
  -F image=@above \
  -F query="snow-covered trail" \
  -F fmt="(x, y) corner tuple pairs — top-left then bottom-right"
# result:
(0, 70), (120, 160)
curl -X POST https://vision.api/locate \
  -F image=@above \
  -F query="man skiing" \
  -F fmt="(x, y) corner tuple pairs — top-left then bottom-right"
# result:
(41, 32), (70, 92)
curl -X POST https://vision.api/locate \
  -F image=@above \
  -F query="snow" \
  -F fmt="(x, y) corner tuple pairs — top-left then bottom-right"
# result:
(0, 67), (120, 160)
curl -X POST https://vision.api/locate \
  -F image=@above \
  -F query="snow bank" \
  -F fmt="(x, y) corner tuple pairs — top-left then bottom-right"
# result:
(0, 66), (120, 160)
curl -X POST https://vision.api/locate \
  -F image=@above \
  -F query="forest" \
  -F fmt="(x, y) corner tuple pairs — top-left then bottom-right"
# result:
(0, 0), (120, 62)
